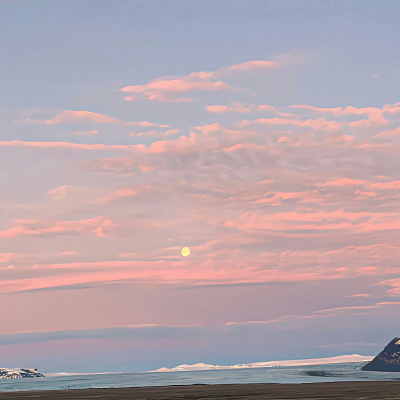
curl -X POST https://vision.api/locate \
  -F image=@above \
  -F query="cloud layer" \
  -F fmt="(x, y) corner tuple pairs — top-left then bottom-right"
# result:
(2, 51), (400, 373)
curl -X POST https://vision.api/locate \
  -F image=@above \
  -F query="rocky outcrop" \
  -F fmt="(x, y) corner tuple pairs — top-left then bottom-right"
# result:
(0, 368), (44, 379)
(362, 337), (400, 372)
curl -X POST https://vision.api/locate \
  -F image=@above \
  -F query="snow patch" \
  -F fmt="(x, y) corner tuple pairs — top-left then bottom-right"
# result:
(0, 368), (44, 379)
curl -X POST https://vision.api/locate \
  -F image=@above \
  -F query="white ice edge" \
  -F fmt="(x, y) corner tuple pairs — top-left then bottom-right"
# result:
(148, 354), (374, 373)
(23, 354), (375, 377)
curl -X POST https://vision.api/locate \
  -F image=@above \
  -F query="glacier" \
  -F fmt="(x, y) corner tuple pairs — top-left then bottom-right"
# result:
(150, 354), (374, 372)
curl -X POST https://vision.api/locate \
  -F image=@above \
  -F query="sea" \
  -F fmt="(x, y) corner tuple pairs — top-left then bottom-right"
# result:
(1, 362), (400, 392)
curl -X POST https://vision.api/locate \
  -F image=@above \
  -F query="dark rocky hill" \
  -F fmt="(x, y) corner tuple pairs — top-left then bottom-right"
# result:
(362, 337), (400, 372)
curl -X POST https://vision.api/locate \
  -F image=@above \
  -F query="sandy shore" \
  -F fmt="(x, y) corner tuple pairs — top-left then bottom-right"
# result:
(0, 381), (400, 399)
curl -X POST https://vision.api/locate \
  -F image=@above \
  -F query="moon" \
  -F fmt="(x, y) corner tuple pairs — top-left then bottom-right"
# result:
(181, 247), (190, 257)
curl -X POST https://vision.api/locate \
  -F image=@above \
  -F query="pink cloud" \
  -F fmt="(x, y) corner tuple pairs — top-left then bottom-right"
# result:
(355, 266), (378, 275)
(165, 129), (180, 136)
(367, 181), (400, 189)
(250, 244), (400, 278)
(342, 106), (387, 124)
(193, 122), (241, 137)
(312, 306), (378, 315)
(133, 130), (160, 137)
(6, 98), (400, 304)
(47, 185), (74, 200)
(256, 117), (301, 126)
(0, 216), (119, 239)
(86, 157), (133, 171)
(374, 127), (400, 138)
(355, 189), (378, 197)
(288, 105), (387, 125)
(222, 143), (266, 152)
(251, 191), (314, 205)
(126, 80), (230, 93)
(346, 294), (371, 298)
(257, 105), (276, 111)
(333, 135), (355, 143)
(383, 102), (400, 114)
(224, 209), (394, 233)
(0, 256), (342, 294)
(10, 236), (397, 294)
(377, 278), (400, 297)
(17, 110), (168, 128)
(148, 132), (220, 154)
(121, 79), (233, 102)
(0, 253), (18, 263)
(131, 129), (179, 138)
(0, 140), (147, 152)
(302, 118), (345, 131)
(58, 251), (77, 256)
(206, 103), (295, 116)
(119, 54), (289, 102)
(73, 130), (98, 135)
(226, 60), (282, 71)
(258, 105), (295, 117)
(0, 130), (226, 155)
(138, 165), (156, 172)
(222, 143), (245, 152)
(19, 110), (118, 125)
(348, 120), (372, 128)
(114, 189), (136, 197)
(206, 102), (251, 114)
(190, 59), (283, 81)
(318, 178), (368, 186)
(97, 188), (136, 204)
(132, 121), (170, 128)
(228, 302), (400, 327)
(256, 117), (344, 131)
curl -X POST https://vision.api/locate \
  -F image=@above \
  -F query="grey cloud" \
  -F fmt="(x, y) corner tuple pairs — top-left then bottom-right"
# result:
(0, 325), (210, 346)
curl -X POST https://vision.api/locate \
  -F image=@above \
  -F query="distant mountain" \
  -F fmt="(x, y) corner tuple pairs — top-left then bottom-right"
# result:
(150, 354), (374, 373)
(0, 368), (44, 379)
(362, 337), (400, 372)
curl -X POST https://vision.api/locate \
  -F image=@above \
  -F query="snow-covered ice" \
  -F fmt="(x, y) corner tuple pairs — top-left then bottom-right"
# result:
(150, 354), (374, 372)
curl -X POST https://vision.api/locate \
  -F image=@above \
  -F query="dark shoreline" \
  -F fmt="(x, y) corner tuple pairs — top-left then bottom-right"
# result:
(1, 381), (400, 399)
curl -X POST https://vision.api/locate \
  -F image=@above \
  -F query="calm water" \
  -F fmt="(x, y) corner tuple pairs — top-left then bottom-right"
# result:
(1, 363), (399, 392)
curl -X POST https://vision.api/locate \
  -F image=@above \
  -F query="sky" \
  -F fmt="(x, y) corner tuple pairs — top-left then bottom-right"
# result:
(1, 0), (400, 373)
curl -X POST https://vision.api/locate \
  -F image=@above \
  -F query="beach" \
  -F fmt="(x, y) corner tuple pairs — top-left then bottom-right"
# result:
(1, 381), (400, 399)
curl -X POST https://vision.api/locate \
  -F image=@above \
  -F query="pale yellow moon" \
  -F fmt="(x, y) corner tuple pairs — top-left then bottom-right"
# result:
(181, 247), (190, 257)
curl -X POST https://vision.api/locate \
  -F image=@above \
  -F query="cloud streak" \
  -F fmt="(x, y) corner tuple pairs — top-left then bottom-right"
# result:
(18, 110), (169, 127)
(120, 54), (288, 102)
